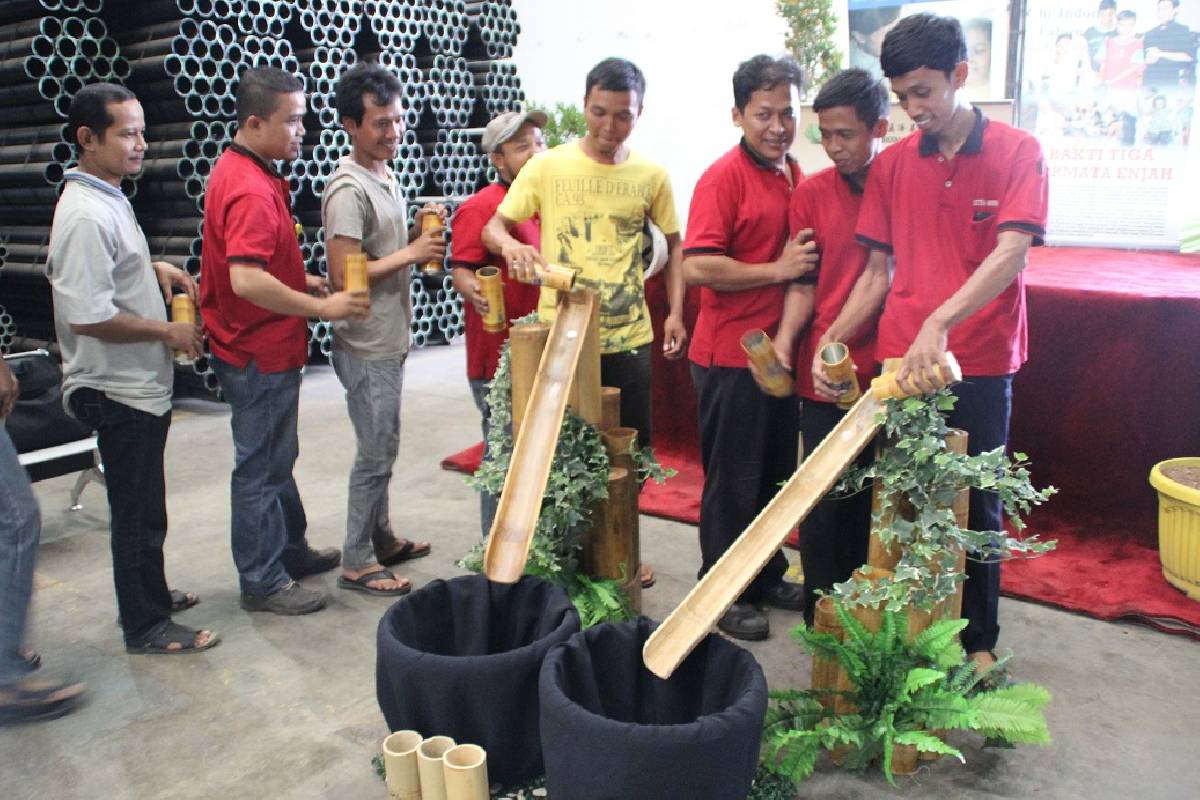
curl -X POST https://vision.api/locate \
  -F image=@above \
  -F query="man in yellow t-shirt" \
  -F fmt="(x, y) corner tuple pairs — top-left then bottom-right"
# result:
(484, 57), (688, 450)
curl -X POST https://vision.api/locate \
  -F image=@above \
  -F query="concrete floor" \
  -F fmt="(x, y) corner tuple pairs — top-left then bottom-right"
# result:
(2, 341), (1198, 800)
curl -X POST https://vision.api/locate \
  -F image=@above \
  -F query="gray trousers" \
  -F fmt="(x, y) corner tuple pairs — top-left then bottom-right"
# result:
(469, 377), (498, 539)
(0, 427), (40, 686)
(332, 349), (405, 570)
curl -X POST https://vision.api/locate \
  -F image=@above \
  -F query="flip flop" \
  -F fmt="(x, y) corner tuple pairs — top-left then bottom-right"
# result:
(640, 564), (656, 589)
(126, 621), (220, 655)
(377, 539), (431, 567)
(0, 678), (85, 726)
(337, 567), (412, 596)
(170, 589), (200, 613)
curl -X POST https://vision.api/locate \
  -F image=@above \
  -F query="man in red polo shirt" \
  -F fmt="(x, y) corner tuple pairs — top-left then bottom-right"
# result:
(682, 54), (817, 641)
(201, 67), (369, 616)
(769, 68), (889, 627)
(813, 14), (1049, 672)
(449, 109), (546, 536)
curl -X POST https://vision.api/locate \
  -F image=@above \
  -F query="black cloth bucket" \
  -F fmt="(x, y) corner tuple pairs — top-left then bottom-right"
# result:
(539, 616), (768, 800)
(376, 573), (580, 786)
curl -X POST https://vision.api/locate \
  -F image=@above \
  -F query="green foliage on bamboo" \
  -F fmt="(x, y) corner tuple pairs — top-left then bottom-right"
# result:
(761, 601), (1051, 787)
(775, 0), (842, 99)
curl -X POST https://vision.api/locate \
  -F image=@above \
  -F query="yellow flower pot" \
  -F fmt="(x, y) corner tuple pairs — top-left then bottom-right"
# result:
(1149, 458), (1200, 601)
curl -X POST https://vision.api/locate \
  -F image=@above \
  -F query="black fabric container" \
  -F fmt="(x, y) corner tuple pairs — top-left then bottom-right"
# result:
(539, 616), (768, 800)
(376, 573), (580, 786)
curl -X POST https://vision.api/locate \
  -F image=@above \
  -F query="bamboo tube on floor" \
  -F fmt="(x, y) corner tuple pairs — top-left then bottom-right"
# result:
(477, 265), (505, 333)
(819, 341), (861, 409)
(508, 320), (549, 438)
(417, 736), (456, 800)
(382, 730), (423, 800)
(891, 742), (920, 774)
(344, 251), (369, 294)
(443, 744), (489, 800)
(568, 289), (602, 425)
(602, 426), (637, 476)
(600, 386), (621, 431)
(583, 467), (642, 613)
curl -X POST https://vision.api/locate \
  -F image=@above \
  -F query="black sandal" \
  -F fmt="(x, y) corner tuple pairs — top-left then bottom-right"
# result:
(126, 621), (220, 655)
(0, 678), (85, 726)
(377, 539), (431, 566)
(170, 589), (200, 613)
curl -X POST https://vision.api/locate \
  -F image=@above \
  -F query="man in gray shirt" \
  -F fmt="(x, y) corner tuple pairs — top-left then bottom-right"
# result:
(322, 63), (445, 595)
(45, 83), (217, 654)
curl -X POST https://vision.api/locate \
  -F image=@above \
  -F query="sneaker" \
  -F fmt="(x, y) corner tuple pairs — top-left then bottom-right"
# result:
(762, 581), (806, 612)
(283, 547), (341, 580)
(717, 603), (769, 641)
(241, 581), (327, 615)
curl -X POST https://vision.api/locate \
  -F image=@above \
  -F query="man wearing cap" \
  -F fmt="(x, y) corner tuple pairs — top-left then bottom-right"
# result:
(449, 109), (546, 535)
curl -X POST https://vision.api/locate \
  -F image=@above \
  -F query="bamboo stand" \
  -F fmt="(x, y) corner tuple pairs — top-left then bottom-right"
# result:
(508, 320), (550, 439)
(582, 466), (642, 612)
(443, 744), (490, 800)
(382, 730), (423, 800)
(417, 736), (456, 800)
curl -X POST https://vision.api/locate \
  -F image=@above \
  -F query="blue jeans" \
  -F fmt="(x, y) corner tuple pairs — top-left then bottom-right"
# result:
(0, 427), (40, 686)
(212, 357), (309, 596)
(332, 350), (404, 570)
(469, 377), (498, 538)
(946, 375), (1013, 655)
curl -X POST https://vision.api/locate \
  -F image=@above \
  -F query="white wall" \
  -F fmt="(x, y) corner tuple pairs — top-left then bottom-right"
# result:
(510, 0), (793, 231)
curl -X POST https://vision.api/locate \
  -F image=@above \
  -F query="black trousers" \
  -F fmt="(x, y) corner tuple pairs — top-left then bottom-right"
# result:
(797, 399), (873, 626)
(946, 375), (1013, 655)
(69, 388), (172, 644)
(601, 347), (653, 447)
(691, 363), (798, 603)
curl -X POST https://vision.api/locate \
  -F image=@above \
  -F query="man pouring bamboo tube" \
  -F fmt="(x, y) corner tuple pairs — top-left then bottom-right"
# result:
(811, 14), (1049, 675)
(320, 63), (446, 597)
(757, 68), (889, 627)
(483, 57), (689, 590)
(450, 109), (546, 537)
(682, 55), (817, 641)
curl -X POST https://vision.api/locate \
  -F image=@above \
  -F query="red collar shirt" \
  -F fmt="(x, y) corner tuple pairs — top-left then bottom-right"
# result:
(199, 144), (309, 373)
(449, 182), (542, 381)
(790, 167), (877, 401)
(855, 109), (1049, 376)
(684, 141), (804, 368)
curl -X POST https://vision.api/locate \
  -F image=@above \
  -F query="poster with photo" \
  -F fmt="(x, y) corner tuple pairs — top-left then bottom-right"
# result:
(1020, 0), (1200, 249)
(847, 0), (1010, 100)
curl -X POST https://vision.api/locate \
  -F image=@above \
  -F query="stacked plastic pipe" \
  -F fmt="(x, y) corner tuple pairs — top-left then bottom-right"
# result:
(0, 0), (528, 397)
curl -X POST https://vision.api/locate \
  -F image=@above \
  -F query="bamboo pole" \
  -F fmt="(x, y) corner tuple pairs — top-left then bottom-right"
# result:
(508, 320), (549, 438)
(583, 466), (641, 613)
(601, 426), (637, 476)
(600, 386), (621, 432)
(568, 289), (602, 425)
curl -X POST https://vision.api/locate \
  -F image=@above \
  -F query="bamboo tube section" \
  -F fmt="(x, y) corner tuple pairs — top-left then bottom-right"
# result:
(600, 386), (621, 432)
(514, 262), (577, 292)
(443, 744), (489, 800)
(810, 596), (844, 712)
(484, 290), (598, 583)
(169, 293), (194, 365)
(477, 265), (505, 333)
(741, 329), (792, 397)
(343, 251), (369, 294)
(870, 353), (961, 399)
(382, 730), (423, 800)
(567, 291), (602, 425)
(420, 213), (445, 275)
(602, 426), (637, 477)
(583, 467), (642, 613)
(945, 428), (969, 621)
(819, 341), (861, 409)
(508, 320), (549, 438)
(417, 736), (456, 800)
(643, 353), (965, 679)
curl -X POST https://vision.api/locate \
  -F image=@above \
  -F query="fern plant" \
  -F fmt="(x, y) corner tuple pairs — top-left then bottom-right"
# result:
(761, 601), (1051, 787)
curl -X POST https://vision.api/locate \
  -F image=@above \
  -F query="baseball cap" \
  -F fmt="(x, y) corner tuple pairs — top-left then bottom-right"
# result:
(481, 109), (549, 154)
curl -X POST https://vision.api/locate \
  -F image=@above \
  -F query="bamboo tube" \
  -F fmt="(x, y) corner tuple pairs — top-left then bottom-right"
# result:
(344, 251), (369, 294)
(442, 744), (489, 800)
(870, 353), (962, 399)
(583, 467), (641, 612)
(602, 426), (637, 476)
(382, 730), (423, 800)
(945, 429), (969, 621)
(740, 329), (792, 397)
(867, 473), (904, 573)
(420, 213), (444, 274)
(515, 263), (576, 291)
(568, 290), (602, 425)
(477, 265), (505, 332)
(891, 742), (919, 775)
(417, 736), (456, 800)
(508, 320), (549, 438)
(819, 341), (861, 409)
(811, 595), (844, 712)
(847, 567), (893, 634)
(600, 386), (621, 431)
(170, 294), (195, 365)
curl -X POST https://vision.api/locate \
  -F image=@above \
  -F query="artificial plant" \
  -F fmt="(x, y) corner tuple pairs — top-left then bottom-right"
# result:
(775, 0), (842, 99)
(831, 389), (1056, 613)
(761, 602), (1051, 786)
(458, 330), (670, 626)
